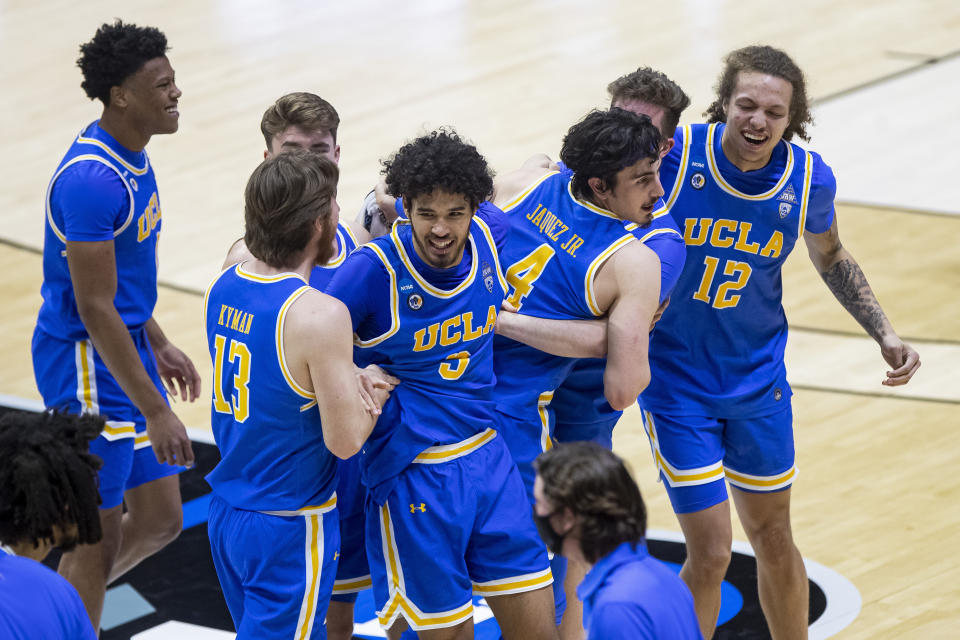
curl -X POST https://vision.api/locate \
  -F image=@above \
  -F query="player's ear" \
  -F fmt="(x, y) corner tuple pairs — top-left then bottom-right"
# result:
(661, 138), (675, 157)
(588, 177), (608, 199)
(109, 85), (127, 109)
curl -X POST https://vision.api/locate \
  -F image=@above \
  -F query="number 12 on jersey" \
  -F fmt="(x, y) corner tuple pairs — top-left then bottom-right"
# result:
(212, 334), (251, 422)
(692, 256), (752, 309)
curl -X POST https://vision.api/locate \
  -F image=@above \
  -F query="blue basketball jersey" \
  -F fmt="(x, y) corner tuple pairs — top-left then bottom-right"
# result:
(641, 123), (835, 418)
(349, 219), (506, 497)
(551, 202), (686, 428)
(204, 265), (338, 512)
(493, 170), (638, 416)
(309, 221), (360, 291)
(37, 121), (161, 341)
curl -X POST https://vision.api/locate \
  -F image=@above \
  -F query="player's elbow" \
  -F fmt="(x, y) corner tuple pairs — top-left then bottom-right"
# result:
(603, 368), (650, 411)
(328, 434), (364, 461)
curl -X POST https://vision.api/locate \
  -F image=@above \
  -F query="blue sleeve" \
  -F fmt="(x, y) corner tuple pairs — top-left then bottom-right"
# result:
(51, 162), (129, 242)
(643, 232), (687, 304)
(325, 247), (392, 336)
(476, 201), (509, 253)
(394, 197), (408, 220)
(805, 152), (836, 234)
(587, 601), (655, 640)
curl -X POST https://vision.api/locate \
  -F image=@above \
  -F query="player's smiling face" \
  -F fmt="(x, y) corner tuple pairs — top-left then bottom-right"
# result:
(721, 71), (793, 172)
(592, 156), (664, 228)
(268, 126), (340, 163)
(121, 56), (181, 136)
(407, 190), (474, 269)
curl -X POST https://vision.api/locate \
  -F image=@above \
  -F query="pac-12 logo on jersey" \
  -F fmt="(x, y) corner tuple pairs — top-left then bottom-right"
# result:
(778, 202), (792, 219)
(690, 172), (706, 190)
(777, 184), (798, 204)
(481, 261), (494, 293)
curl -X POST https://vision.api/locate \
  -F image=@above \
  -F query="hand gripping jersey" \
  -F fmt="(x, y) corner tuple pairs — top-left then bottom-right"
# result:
(37, 121), (161, 340)
(352, 219), (507, 499)
(204, 265), (337, 512)
(493, 170), (638, 423)
(641, 123), (835, 418)
(309, 221), (360, 291)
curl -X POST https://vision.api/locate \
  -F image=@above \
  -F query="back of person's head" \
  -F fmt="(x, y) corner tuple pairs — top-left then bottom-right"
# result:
(77, 19), (169, 106)
(260, 92), (341, 147)
(560, 109), (662, 201)
(704, 44), (812, 142)
(0, 411), (103, 552)
(534, 442), (647, 564)
(382, 128), (493, 211)
(244, 149), (339, 269)
(607, 67), (691, 135)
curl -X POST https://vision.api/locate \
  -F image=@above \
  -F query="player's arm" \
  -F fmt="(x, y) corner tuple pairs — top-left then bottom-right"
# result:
(804, 218), (920, 385)
(222, 237), (252, 270)
(286, 291), (391, 459)
(67, 240), (194, 466)
(594, 243), (661, 410)
(491, 162), (556, 209)
(343, 216), (371, 245)
(496, 304), (607, 358)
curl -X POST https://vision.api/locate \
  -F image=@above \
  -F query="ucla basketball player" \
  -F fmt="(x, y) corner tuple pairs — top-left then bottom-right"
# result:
(326, 130), (557, 640)
(204, 151), (394, 639)
(219, 93), (372, 640)
(639, 46), (921, 639)
(30, 21), (200, 631)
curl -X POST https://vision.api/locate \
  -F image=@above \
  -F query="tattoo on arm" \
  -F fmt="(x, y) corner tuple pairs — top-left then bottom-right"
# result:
(820, 258), (889, 341)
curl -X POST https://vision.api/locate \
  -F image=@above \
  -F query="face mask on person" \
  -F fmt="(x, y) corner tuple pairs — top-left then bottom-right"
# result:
(532, 509), (568, 555)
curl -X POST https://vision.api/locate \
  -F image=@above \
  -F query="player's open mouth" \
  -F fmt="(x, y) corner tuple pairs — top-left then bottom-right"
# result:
(429, 239), (453, 252)
(165, 105), (179, 117)
(742, 131), (767, 146)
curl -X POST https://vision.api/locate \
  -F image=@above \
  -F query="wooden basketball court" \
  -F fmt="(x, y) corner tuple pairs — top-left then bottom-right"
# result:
(2, 1), (958, 637)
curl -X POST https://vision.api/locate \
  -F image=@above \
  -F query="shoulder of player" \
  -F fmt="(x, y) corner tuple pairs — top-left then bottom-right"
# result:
(607, 241), (660, 284)
(492, 166), (557, 209)
(284, 288), (351, 340)
(341, 216), (371, 245)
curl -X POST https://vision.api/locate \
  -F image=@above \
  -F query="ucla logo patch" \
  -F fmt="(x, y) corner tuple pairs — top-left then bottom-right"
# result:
(778, 202), (792, 219)
(690, 172), (706, 190)
(407, 293), (423, 311)
(481, 261), (494, 293)
(777, 184), (797, 204)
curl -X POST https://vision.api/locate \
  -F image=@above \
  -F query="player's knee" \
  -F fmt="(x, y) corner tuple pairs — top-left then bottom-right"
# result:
(686, 539), (732, 579)
(748, 519), (796, 562)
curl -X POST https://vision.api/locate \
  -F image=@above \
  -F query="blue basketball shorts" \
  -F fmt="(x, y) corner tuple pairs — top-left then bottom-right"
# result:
(641, 404), (797, 514)
(493, 391), (556, 505)
(32, 326), (179, 509)
(208, 493), (340, 639)
(552, 414), (618, 451)
(366, 429), (552, 632)
(331, 454), (370, 603)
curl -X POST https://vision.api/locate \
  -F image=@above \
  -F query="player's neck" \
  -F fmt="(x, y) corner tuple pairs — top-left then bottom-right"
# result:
(246, 256), (313, 282)
(6, 539), (52, 562)
(98, 109), (151, 153)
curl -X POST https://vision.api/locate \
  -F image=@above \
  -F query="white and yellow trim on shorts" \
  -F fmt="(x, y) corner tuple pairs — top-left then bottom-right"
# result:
(643, 410), (797, 491)
(74, 339), (136, 441)
(332, 574), (373, 595)
(537, 391), (555, 454)
(376, 503), (475, 631)
(413, 428), (497, 464)
(472, 567), (553, 598)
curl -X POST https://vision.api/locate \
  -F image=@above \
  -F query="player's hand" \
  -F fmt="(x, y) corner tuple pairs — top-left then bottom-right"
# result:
(494, 300), (518, 335)
(357, 189), (395, 238)
(145, 407), (195, 467)
(650, 297), (670, 331)
(154, 342), (202, 403)
(355, 364), (399, 415)
(880, 337), (921, 386)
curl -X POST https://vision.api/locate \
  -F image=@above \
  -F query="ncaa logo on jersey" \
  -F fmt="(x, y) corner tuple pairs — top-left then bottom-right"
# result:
(690, 172), (706, 190)
(407, 293), (423, 311)
(481, 261), (494, 293)
(779, 202), (792, 219)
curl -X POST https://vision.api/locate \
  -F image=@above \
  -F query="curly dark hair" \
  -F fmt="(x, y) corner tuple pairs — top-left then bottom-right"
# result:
(0, 411), (104, 551)
(560, 109), (662, 201)
(382, 129), (493, 211)
(704, 45), (813, 142)
(77, 19), (169, 106)
(607, 67), (691, 136)
(244, 149), (339, 269)
(534, 442), (647, 565)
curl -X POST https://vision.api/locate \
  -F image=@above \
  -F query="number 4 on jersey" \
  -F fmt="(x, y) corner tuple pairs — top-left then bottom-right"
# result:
(505, 244), (556, 310)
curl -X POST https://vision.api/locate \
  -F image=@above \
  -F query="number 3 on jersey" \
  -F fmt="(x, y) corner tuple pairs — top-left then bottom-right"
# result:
(505, 244), (555, 310)
(212, 334), (251, 422)
(692, 256), (753, 309)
